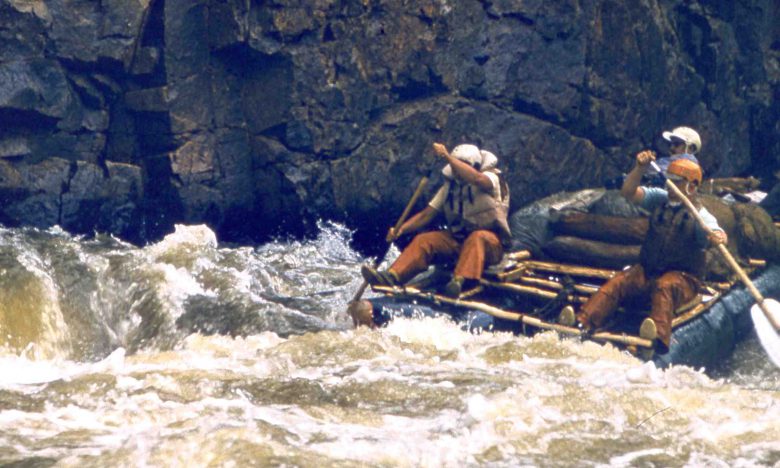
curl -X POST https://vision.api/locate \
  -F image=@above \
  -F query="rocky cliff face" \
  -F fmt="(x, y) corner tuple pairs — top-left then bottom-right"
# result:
(0, 0), (777, 246)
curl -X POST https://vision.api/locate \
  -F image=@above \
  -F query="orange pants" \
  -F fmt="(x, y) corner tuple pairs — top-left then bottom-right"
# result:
(389, 230), (503, 283)
(577, 264), (700, 353)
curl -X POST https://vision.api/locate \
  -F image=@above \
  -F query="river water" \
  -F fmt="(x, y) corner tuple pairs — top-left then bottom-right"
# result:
(0, 223), (777, 467)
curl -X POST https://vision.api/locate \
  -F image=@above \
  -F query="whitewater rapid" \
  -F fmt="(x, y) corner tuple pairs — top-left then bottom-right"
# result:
(0, 223), (777, 466)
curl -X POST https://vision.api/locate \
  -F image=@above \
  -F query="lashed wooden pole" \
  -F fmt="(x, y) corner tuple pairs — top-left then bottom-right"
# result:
(372, 285), (653, 348)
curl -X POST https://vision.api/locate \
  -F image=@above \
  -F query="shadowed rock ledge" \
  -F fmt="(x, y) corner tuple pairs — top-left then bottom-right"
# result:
(0, 0), (777, 248)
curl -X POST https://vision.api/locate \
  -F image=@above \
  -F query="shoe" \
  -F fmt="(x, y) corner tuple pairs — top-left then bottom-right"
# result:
(639, 317), (657, 341)
(444, 275), (465, 297)
(360, 265), (398, 287)
(639, 318), (658, 359)
(558, 305), (576, 326)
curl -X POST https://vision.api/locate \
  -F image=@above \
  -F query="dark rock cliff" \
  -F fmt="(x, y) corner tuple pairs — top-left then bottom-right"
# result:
(0, 0), (777, 247)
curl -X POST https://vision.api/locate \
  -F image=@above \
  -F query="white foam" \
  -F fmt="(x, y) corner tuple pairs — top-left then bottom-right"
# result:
(151, 224), (218, 254)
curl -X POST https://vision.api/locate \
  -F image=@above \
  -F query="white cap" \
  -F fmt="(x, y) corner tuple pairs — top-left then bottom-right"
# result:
(662, 126), (702, 154)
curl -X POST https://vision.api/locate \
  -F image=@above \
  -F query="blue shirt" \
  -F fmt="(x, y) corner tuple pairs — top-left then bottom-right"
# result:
(653, 153), (699, 172)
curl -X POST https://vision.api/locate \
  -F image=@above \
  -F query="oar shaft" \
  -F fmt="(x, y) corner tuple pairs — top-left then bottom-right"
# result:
(652, 161), (780, 330)
(391, 176), (429, 238)
(351, 176), (430, 303)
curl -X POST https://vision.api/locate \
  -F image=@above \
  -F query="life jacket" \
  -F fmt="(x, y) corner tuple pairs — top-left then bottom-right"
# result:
(442, 169), (512, 245)
(639, 203), (706, 278)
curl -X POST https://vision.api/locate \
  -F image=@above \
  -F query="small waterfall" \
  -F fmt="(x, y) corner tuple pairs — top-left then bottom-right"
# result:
(0, 222), (364, 361)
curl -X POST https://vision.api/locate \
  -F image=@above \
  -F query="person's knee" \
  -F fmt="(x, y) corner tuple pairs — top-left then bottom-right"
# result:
(464, 230), (496, 248)
(410, 232), (438, 249)
(654, 274), (681, 293)
(474, 230), (496, 242)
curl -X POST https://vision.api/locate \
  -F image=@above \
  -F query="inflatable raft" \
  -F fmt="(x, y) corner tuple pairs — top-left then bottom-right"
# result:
(350, 188), (780, 369)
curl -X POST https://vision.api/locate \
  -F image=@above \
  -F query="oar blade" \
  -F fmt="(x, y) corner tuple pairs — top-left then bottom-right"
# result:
(751, 299), (780, 368)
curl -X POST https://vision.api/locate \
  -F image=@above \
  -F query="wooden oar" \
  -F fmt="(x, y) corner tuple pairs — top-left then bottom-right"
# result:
(651, 161), (780, 366)
(350, 175), (430, 303)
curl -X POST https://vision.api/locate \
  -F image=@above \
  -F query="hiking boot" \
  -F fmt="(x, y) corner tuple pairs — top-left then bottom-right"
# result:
(444, 275), (465, 297)
(360, 265), (399, 287)
(558, 305), (576, 327)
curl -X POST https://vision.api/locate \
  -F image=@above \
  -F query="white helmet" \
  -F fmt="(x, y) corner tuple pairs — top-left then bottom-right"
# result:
(662, 126), (702, 154)
(442, 144), (483, 179)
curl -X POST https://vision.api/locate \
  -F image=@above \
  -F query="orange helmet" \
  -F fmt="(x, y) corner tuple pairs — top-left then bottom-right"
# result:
(666, 159), (702, 186)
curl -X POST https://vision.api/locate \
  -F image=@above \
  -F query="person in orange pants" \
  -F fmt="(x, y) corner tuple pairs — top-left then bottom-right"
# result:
(575, 263), (701, 353)
(361, 142), (511, 297)
(565, 146), (727, 354)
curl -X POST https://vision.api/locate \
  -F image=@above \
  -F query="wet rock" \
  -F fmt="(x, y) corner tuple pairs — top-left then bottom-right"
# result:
(0, 59), (74, 122)
(45, 0), (147, 66)
(0, 157), (142, 240)
(124, 87), (170, 113)
(0, 0), (776, 248)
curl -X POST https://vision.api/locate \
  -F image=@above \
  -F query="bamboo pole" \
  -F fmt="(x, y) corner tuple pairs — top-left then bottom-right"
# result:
(672, 297), (718, 328)
(458, 286), (484, 300)
(506, 250), (533, 261)
(371, 285), (653, 348)
(480, 279), (589, 303)
(496, 265), (529, 281)
(516, 276), (599, 295)
(373, 285), (586, 332)
(590, 331), (654, 348)
(498, 261), (618, 282)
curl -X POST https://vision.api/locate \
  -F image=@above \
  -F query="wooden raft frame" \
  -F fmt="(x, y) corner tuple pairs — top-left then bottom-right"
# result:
(369, 251), (767, 353)
(372, 285), (654, 349)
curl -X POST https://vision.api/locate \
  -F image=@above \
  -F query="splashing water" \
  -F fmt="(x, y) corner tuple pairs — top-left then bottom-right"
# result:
(0, 223), (776, 466)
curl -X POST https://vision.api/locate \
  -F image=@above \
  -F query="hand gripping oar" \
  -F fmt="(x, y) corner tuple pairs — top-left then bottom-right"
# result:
(350, 175), (430, 304)
(651, 161), (780, 366)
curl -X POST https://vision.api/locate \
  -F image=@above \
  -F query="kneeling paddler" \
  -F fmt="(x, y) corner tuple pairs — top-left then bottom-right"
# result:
(361, 142), (511, 298)
(562, 150), (727, 354)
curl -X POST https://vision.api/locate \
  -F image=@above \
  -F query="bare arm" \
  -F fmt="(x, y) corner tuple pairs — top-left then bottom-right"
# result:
(387, 205), (439, 241)
(432, 143), (493, 192)
(620, 150), (655, 204)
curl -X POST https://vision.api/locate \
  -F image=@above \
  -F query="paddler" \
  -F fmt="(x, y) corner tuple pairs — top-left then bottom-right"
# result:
(360, 142), (511, 297)
(561, 149), (727, 354)
(654, 126), (701, 172)
(606, 126), (702, 189)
